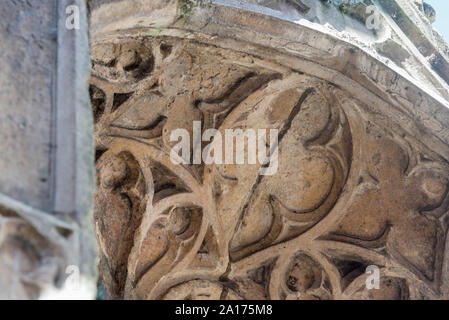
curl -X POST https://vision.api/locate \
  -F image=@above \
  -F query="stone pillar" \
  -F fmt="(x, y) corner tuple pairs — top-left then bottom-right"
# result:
(0, 0), (96, 299)
(89, 0), (449, 299)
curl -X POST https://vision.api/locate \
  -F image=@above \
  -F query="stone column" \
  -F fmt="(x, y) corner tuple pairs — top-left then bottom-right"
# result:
(89, 0), (449, 300)
(0, 0), (96, 299)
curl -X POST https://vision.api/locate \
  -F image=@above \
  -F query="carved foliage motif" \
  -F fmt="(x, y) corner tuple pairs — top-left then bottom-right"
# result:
(91, 36), (449, 300)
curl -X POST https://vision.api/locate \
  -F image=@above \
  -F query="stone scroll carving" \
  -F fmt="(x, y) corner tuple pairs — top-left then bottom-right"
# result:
(91, 37), (449, 300)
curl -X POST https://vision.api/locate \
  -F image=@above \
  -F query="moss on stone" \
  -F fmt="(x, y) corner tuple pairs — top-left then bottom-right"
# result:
(339, 2), (369, 25)
(178, 0), (197, 18)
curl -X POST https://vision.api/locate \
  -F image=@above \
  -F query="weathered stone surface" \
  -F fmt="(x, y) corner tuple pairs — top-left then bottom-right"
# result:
(90, 0), (449, 299)
(0, 0), (97, 299)
(0, 0), (57, 211)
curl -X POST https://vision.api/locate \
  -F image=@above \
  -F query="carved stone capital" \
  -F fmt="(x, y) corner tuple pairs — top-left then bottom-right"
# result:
(89, 0), (449, 300)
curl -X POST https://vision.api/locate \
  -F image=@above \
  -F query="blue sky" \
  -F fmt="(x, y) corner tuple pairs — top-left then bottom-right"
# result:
(426, 0), (449, 42)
